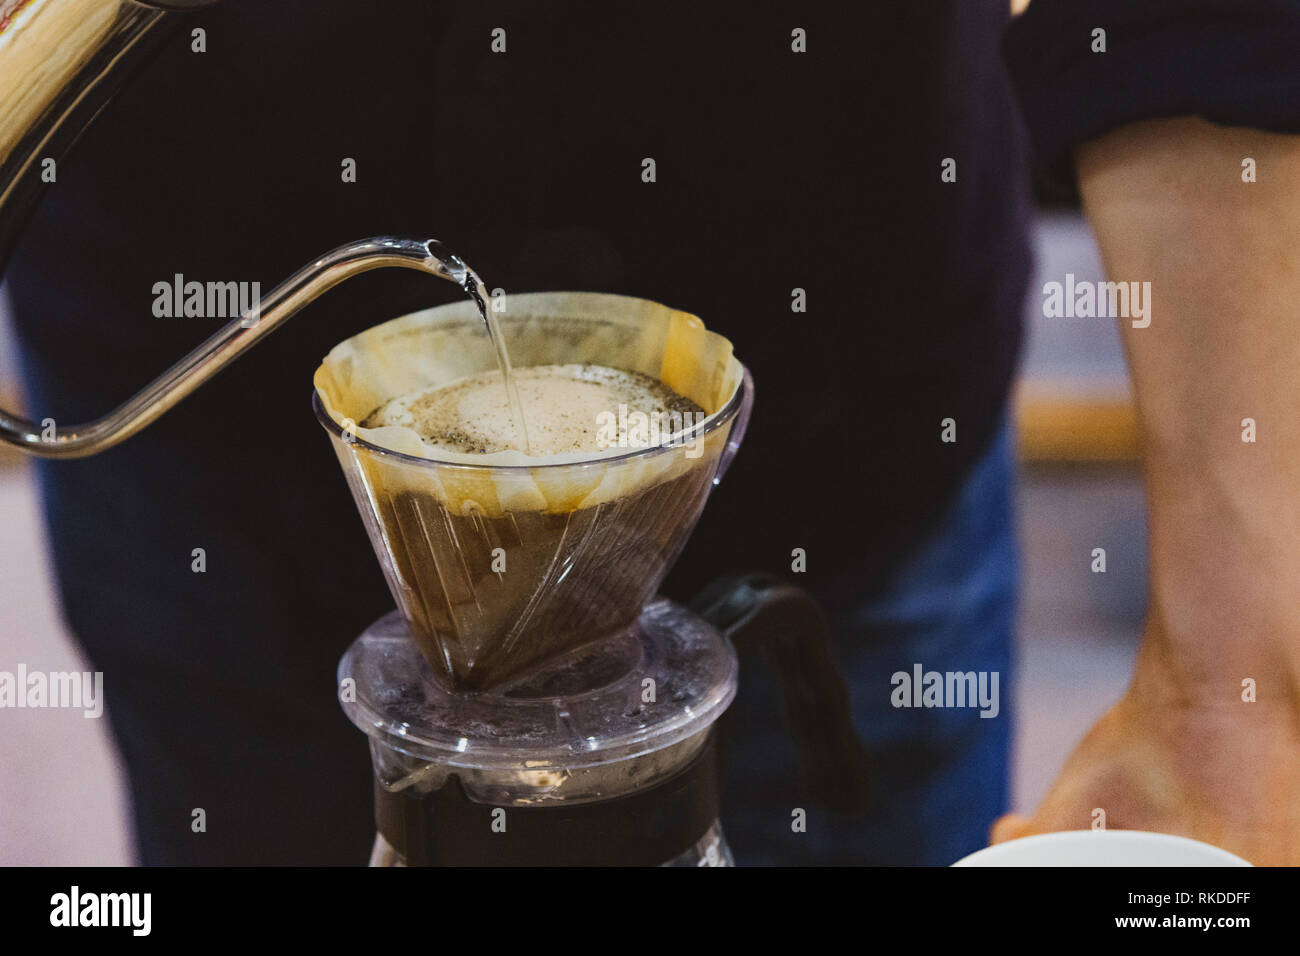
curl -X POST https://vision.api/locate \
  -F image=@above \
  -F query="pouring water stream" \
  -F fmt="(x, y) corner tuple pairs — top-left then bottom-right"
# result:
(421, 240), (533, 454)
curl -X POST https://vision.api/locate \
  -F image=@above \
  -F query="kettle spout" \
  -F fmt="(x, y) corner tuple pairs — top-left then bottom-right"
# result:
(0, 237), (478, 457)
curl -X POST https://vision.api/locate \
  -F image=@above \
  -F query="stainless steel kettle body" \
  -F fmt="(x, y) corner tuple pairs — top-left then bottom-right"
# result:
(0, 1), (219, 274)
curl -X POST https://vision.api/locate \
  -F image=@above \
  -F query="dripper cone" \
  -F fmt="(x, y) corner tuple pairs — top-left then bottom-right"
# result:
(314, 292), (749, 690)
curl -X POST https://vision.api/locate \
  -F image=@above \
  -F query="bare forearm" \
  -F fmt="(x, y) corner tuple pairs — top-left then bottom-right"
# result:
(1077, 117), (1300, 706)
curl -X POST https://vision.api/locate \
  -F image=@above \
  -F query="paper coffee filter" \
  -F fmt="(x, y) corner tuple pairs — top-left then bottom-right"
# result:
(313, 292), (744, 516)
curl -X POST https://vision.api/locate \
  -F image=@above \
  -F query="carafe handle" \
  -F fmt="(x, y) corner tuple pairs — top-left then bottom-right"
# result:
(691, 573), (872, 813)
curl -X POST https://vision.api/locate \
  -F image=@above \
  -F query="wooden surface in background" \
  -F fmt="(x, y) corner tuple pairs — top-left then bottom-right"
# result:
(1015, 383), (1141, 463)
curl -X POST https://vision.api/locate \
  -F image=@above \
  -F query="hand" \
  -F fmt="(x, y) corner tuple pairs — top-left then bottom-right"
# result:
(991, 642), (1300, 866)
(1014, 117), (1300, 869)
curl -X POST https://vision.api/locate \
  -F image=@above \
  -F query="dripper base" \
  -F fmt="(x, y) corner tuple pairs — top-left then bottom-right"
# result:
(338, 599), (738, 806)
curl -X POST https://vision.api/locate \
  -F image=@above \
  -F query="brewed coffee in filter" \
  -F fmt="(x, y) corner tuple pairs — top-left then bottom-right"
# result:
(314, 292), (746, 690)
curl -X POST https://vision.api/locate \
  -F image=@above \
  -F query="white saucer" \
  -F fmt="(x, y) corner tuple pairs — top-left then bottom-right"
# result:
(952, 830), (1253, 867)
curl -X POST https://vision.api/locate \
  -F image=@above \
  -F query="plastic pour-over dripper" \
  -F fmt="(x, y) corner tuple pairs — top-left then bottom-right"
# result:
(314, 292), (751, 690)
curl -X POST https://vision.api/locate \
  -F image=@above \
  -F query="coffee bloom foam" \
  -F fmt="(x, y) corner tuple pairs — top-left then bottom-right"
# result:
(313, 292), (745, 516)
(363, 364), (706, 458)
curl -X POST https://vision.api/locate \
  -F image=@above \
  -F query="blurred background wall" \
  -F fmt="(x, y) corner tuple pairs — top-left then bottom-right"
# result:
(0, 286), (133, 864)
(1011, 211), (1147, 811)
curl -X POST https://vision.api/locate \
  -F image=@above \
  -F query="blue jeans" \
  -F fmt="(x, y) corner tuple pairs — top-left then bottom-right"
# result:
(720, 419), (1018, 865)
